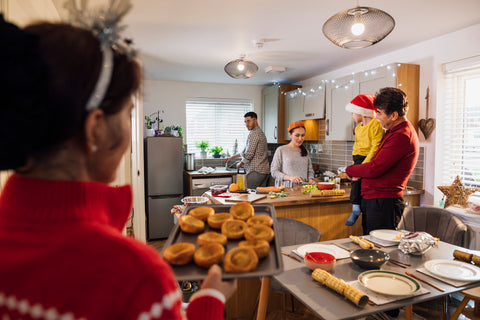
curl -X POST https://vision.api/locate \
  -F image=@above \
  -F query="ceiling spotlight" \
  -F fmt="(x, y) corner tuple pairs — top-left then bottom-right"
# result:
(323, 6), (395, 49)
(224, 55), (258, 79)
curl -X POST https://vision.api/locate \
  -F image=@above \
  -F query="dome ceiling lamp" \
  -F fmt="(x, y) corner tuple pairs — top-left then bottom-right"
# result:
(224, 54), (258, 79)
(322, 3), (395, 49)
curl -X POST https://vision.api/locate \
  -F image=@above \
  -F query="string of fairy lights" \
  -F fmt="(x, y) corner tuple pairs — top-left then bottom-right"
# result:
(278, 63), (403, 98)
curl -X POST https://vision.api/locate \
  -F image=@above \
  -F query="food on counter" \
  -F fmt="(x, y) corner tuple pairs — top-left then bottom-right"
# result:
(349, 235), (375, 249)
(224, 247), (259, 273)
(229, 202), (254, 221)
(193, 243), (225, 268)
(239, 239), (270, 259)
(229, 183), (239, 192)
(256, 186), (285, 193)
(221, 219), (248, 239)
(302, 184), (319, 194)
(197, 231), (228, 246)
(163, 242), (196, 265)
(338, 172), (348, 179)
(247, 215), (273, 227)
(244, 225), (275, 242)
(268, 191), (289, 199)
(207, 212), (234, 229)
(188, 206), (215, 221)
(310, 189), (346, 197)
(179, 215), (205, 234)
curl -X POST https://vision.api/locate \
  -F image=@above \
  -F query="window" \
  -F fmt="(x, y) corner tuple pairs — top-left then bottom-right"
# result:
(185, 100), (253, 157)
(438, 56), (480, 199)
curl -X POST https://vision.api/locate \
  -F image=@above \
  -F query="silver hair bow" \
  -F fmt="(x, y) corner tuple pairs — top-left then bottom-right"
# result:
(64, 0), (136, 111)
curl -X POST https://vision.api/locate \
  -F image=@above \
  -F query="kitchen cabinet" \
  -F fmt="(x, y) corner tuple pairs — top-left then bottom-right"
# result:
(356, 63), (420, 132)
(303, 84), (325, 119)
(325, 63), (419, 141)
(262, 84), (301, 143)
(284, 90), (304, 138)
(325, 75), (356, 141)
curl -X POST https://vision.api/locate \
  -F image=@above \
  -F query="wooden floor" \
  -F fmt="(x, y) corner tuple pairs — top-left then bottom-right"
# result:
(148, 239), (167, 253)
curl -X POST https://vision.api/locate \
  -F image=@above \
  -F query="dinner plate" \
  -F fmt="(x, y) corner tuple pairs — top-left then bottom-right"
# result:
(424, 259), (480, 281)
(358, 270), (420, 296)
(293, 243), (350, 260)
(370, 229), (406, 243)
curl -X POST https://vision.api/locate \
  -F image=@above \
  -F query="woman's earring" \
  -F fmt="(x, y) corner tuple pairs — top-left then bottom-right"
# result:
(91, 145), (98, 152)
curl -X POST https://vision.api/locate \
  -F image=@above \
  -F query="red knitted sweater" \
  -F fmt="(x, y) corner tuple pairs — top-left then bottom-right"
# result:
(0, 174), (224, 320)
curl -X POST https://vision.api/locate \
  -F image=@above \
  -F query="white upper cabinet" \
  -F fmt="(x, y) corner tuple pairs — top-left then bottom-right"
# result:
(303, 85), (325, 119)
(325, 75), (356, 141)
(284, 90), (305, 138)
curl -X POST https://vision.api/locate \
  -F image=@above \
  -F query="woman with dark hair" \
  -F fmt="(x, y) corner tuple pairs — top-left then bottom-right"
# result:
(0, 2), (235, 319)
(270, 121), (316, 187)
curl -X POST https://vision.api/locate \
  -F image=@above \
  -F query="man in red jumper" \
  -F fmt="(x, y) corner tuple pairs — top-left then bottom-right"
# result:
(346, 87), (419, 235)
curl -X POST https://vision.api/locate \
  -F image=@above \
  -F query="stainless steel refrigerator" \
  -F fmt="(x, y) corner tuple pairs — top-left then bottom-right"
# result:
(144, 136), (183, 240)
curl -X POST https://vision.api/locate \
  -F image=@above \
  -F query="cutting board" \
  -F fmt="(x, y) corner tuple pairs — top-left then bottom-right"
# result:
(225, 193), (267, 203)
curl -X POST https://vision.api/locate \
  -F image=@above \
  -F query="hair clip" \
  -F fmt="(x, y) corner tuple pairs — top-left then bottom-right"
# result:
(63, 0), (136, 111)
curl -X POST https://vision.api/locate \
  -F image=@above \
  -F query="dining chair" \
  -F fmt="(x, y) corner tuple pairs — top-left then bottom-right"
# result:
(397, 206), (471, 320)
(256, 218), (321, 320)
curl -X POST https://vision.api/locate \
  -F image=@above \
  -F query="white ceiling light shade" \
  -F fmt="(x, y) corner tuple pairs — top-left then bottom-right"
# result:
(322, 6), (395, 49)
(224, 55), (258, 79)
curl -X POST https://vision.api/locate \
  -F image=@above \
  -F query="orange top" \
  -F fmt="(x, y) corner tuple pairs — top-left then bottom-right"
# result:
(288, 120), (305, 132)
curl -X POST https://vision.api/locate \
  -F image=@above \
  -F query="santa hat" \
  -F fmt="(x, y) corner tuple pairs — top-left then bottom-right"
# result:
(345, 94), (376, 117)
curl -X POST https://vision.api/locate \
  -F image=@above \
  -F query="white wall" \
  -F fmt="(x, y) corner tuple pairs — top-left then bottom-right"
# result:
(300, 23), (480, 206)
(143, 80), (263, 134)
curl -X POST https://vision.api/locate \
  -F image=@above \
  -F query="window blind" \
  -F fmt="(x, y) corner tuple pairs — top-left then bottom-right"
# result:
(185, 100), (253, 157)
(440, 60), (480, 198)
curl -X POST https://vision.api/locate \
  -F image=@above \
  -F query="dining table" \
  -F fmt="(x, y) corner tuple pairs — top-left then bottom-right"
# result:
(259, 237), (480, 320)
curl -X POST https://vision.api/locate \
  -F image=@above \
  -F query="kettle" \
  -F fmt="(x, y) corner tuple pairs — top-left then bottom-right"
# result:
(185, 153), (195, 171)
(236, 168), (247, 191)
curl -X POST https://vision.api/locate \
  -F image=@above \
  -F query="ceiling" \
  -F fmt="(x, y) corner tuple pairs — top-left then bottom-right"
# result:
(40, 0), (480, 85)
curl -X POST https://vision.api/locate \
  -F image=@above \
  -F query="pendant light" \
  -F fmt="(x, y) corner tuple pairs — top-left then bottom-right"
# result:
(322, 5), (395, 49)
(224, 55), (258, 79)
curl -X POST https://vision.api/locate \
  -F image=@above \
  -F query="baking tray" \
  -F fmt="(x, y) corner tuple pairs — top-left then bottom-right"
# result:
(161, 204), (284, 281)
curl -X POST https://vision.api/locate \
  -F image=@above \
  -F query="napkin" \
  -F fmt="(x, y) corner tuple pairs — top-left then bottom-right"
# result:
(348, 280), (430, 306)
(292, 244), (351, 260)
(417, 267), (479, 287)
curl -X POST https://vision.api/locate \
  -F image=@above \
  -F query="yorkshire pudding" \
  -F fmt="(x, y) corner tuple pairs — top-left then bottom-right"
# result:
(229, 202), (254, 221)
(188, 206), (215, 221)
(244, 224), (275, 242)
(197, 231), (228, 246)
(193, 243), (225, 269)
(224, 247), (259, 273)
(221, 220), (248, 240)
(179, 215), (205, 234)
(163, 242), (196, 265)
(247, 215), (273, 227)
(207, 213), (234, 229)
(239, 239), (270, 259)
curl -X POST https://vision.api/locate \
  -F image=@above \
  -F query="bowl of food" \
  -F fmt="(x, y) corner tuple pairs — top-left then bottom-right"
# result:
(317, 182), (335, 190)
(304, 252), (336, 271)
(350, 249), (390, 269)
(209, 185), (228, 195)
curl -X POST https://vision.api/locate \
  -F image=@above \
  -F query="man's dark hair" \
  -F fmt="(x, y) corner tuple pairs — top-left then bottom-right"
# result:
(244, 111), (257, 119)
(374, 87), (408, 117)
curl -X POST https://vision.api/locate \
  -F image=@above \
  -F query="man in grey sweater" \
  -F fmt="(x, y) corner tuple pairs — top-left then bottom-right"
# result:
(226, 112), (270, 188)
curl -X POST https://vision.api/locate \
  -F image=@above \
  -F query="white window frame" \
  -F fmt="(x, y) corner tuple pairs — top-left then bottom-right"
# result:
(436, 55), (480, 205)
(185, 99), (254, 157)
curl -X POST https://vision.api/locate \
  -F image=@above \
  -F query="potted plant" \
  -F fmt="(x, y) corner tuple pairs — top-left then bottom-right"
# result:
(144, 110), (164, 137)
(209, 146), (223, 158)
(144, 115), (156, 137)
(195, 140), (209, 159)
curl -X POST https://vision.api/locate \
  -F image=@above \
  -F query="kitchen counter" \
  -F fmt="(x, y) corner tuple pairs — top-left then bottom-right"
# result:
(183, 167), (237, 196)
(205, 185), (424, 241)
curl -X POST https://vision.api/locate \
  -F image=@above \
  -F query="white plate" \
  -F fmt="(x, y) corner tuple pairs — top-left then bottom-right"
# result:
(370, 229), (406, 243)
(292, 243), (350, 260)
(358, 270), (420, 296)
(424, 259), (480, 281)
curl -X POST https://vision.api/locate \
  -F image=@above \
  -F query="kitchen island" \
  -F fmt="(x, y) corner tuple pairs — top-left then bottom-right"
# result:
(205, 186), (424, 241)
